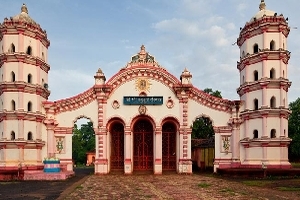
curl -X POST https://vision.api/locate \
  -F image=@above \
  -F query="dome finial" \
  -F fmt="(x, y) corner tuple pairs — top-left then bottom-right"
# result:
(259, 0), (266, 11)
(21, 3), (28, 14)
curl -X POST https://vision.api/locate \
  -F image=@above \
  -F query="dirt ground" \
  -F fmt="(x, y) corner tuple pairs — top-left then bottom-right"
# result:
(0, 169), (300, 199)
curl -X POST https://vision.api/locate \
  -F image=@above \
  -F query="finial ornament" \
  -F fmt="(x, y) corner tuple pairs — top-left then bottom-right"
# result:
(21, 3), (28, 14)
(259, 0), (266, 11)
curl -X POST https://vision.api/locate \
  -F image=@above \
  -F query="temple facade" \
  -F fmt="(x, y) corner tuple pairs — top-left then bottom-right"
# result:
(0, 1), (292, 179)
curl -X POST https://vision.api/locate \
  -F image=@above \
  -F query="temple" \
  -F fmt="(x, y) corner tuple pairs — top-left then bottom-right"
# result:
(0, 1), (292, 180)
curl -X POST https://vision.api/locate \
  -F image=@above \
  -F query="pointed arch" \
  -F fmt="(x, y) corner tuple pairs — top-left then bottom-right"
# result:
(27, 132), (33, 140)
(11, 100), (16, 111)
(11, 71), (15, 82)
(254, 70), (258, 81)
(270, 96), (276, 108)
(270, 68), (275, 79)
(27, 101), (32, 111)
(10, 43), (15, 53)
(26, 46), (32, 55)
(253, 43), (259, 53)
(270, 40), (275, 50)
(11, 131), (15, 140)
(27, 74), (32, 83)
(270, 129), (276, 138)
(253, 130), (258, 139)
(254, 99), (259, 110)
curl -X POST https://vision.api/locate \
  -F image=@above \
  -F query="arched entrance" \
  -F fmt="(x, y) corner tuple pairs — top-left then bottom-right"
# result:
(133, 119), (153, 171)
(110, 122), (124, 170)
(162, 122), (176, 170)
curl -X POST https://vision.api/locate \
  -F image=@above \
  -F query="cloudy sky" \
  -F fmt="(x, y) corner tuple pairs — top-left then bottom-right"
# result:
(1, 0), (299, 103)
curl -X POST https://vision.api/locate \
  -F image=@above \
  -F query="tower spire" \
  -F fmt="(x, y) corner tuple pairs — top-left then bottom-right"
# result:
(259, 0), (266, 11)
(21, 3), (28, 14)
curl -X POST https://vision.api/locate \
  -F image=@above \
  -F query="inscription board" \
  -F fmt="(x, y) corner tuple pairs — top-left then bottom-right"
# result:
(123, 96), (163, 105)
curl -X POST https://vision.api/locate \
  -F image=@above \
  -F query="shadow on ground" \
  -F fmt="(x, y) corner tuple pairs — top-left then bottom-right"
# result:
(0, 167), (94, 200)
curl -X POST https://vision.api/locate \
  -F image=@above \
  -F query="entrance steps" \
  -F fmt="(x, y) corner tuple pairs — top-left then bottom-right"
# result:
(23, 170), (74, 180)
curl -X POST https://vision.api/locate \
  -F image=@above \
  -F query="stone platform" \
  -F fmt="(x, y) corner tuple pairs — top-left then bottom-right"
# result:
(23, 170), (75, 180)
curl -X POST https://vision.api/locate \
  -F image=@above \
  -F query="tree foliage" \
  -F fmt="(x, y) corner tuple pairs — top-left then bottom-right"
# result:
(191, 116), (214, 139)
(72, 122), (95, 164)
(288, 98), (300, 161)
(203, 88), (222, 98)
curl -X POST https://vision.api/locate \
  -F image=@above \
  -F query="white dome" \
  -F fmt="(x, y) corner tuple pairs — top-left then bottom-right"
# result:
(250, 0), (276, 22)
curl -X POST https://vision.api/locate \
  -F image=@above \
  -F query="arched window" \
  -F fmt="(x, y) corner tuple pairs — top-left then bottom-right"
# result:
(27, 132), (33, 140)
(42, 52), (45, 60)
(270, 96), (276, 108)
(27, 74), (32, 83)
(283, 70), (285, 78)
(11, 43), (15, 53)
(11, 131), (15, 140)
(253, 44), (259, 53)
(270, 40), (275, 50)
(283, 43), (285, 50)
(11, 71), (15, 82)
(284, 129), (286, 137)
(253, 130), (258, 139)
(242, 75), (245, 84)
(26, 46), (32, 55)
(11, 100), (16, 111)
(254, 99), (259, 110)
(242, 51), (245, 58)
(27, 102), (32, 111)
(254, 70), (258, 81)
(270, 129), (276, 138)
(270, 68), (275, 79)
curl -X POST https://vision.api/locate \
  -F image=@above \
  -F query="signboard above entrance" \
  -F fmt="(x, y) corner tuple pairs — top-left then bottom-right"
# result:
(123, 96), (163, 105)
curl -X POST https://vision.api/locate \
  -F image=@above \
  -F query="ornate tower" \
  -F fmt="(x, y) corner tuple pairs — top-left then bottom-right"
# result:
(0, 4), (50, 172)
(237, 1), (291, 168)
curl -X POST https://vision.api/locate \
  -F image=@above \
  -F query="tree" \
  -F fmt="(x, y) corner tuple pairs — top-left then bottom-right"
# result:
(288, 98), (300, 161)
(72, 122), (95, 165)
(203, 88), (222, 98)
(191, 116), (214, 139)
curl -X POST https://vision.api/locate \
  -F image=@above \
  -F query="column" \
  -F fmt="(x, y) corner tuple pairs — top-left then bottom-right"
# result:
(18, 118), (24, 139)
(262, 60), (267, 78)
(154, 127), (162, 174)
(47, 127), (55, 157)
(262, 86), (267, 107)
(280, 115), (284, 138)
(244, 117), (249, 139)
(262, 115), (268, 138)
(124, 126), (132, 174)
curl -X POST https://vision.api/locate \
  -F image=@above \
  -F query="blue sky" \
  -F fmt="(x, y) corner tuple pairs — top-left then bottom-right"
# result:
(1, 0), (300, 103)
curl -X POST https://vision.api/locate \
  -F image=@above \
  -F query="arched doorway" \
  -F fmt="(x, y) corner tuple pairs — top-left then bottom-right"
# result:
(110, 122), (124, 170)
(162, 122), (176, 170)
(133, 119), (153, 171)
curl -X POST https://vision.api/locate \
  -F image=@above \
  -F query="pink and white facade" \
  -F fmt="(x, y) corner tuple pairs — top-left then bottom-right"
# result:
(0, 1), (292, 178)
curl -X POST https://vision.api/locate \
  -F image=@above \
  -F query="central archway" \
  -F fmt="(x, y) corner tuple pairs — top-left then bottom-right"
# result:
(133, 119), (153, 171)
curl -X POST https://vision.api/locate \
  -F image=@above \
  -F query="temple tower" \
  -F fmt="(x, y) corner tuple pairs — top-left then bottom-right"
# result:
(237, 0), (291, 168)
(0, 4), (50, 171)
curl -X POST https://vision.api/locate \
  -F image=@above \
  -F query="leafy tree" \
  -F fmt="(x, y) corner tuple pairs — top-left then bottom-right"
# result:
(191, 116), (214, 139)
(203, 88), (222, 98)
(288, 98), (300, 161)
(72, 122), (95, 165)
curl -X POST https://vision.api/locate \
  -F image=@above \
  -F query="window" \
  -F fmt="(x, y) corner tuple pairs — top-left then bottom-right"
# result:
(11, 131), (15, 140)
(270, 40), (275, 50)
(11, 71), (15, 82)
(283, 70), (285, 78)
(253, 44), (259, 53)
(254, 70), (258, 81)
(242, 75), (245, 84)
(27, 74), (32, 83)
(11, 43), (15, 53)
(270, 68), (275, 79)
(242, 51), (245, 58)
(270, 129), (276, 138)
(11, 100), (16, 111)
(270, 97), (276, 108)
(26, 46), (32, 55)
(42, 52), (45, 60)
(254, 99), (259, 110)
(253, 130), (258, 139)
(27, 102), (32, 111)
(27, 132), (33, 140)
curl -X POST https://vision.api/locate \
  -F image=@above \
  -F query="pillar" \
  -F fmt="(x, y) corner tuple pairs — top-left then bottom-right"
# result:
(124, 126), (132, 174)
(154, 126), (162, 174)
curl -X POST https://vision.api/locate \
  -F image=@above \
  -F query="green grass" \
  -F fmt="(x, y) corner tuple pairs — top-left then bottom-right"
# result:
(291, 162), (300, 168)
(277, 187), (300, 191)
(198, 182), (211, 188)
(242, 180), (271, 187)
(76, 185), (83, 189)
